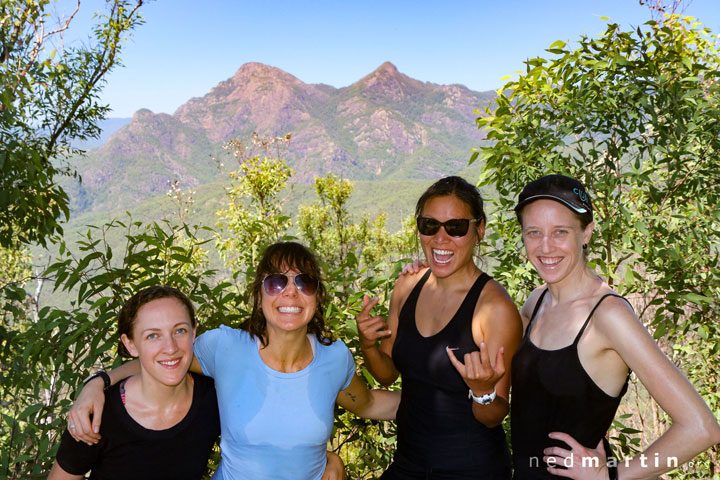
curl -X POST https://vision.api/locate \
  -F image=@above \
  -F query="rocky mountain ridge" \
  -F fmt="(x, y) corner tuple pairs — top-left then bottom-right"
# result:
(65, 61), (495, 215)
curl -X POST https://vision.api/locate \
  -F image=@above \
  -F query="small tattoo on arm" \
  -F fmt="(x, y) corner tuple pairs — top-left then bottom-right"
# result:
(346, 392), (357, 402)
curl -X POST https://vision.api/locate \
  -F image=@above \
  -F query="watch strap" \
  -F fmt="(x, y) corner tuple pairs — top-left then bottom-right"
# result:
(83, 370), (111, 391)
(468, 387), (496, 405)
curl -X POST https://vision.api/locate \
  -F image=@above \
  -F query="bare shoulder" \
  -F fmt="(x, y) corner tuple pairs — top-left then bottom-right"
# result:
(591, 291), (643, 336)
(480, 278), (518, 310)
(391, 267), (428, 307)
(476, 278), (522, 330)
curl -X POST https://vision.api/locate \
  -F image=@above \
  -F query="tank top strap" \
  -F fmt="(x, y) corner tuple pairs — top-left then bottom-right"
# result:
(573, 293), (629, 345)
(525, 288), (549, 336)
(462, 272), (492, 309)
(399, 269), (432, 319)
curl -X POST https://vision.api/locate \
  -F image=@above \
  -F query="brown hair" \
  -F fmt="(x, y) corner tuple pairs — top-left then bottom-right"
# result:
(117, 286), (196, 358)
(242, 242), (333, 347)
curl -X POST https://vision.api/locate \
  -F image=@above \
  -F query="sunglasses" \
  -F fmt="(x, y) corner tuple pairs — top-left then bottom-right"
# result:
(416, 217), (480, 237)
(262, 273), (319, 296)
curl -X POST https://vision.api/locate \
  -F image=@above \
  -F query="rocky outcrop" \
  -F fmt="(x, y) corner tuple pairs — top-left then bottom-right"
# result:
(70, 62), (495, 214)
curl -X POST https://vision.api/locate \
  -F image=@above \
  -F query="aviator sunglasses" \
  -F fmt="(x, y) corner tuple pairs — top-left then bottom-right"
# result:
(416, 217), (481, 237)
(262, 273), (319, 296)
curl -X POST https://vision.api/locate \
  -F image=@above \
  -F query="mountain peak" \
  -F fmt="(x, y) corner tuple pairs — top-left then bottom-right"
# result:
(353, 61), (423, 101)
(231, 62), (301, 84)
(376, 61), (398, 74)
(365, 61), (402, 81)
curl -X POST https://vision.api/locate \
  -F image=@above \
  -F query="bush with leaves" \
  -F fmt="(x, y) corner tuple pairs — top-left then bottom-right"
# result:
(215, 134), (296, 289)
(475, 14), (720, 478)
(0, 218), (239, 478)
(0, 0), (144, 248)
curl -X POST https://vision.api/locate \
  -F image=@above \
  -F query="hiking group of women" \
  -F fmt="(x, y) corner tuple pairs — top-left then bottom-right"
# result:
(50, 174), (720, 480)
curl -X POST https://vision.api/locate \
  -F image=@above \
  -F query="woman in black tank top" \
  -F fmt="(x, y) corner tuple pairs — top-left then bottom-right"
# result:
(512, 175), (720, 479)
(356, 176), (523, 479)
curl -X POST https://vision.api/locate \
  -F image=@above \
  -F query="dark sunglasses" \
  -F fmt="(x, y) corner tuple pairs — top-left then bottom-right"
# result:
(262, 273), (319, 296)
(416, 217), (480, 237)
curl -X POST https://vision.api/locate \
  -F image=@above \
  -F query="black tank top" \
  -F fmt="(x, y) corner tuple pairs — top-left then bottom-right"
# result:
(391, 270), (511, 475)
(510, 290), (630, 479)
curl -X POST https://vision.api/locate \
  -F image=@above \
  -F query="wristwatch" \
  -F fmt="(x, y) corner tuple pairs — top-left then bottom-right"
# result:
(83, 370), (111, 391)
(468, 387), (496, 405)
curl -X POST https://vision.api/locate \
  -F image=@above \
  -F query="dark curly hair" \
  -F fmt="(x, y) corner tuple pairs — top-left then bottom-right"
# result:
(243, 242), (333, 347)
(415, 175), (487, 226)
(117, 285), (196, 358)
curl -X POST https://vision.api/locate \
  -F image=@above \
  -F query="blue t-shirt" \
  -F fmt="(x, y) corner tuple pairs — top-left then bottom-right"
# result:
(194, 326), (355, 480)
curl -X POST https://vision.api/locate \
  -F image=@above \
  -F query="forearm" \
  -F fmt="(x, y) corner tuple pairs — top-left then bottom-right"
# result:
(618, 421), (720, 479)
(361, 389), (400, 420)
(360, 346), (398, 386)
(470, 395), (509, 428)
(337, 377), (400, 421)
(107, 359), (140, 385)
(83, 359), (140, 391)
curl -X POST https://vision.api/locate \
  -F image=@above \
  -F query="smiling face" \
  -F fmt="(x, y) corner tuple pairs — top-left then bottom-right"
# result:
(261, 267), (318, 338)
(419, 194), (485, 279)
(519, 199), (594, 287)
(121, 296), (196, 387)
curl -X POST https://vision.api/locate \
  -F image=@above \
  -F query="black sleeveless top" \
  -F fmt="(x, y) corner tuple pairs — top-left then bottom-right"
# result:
(391, 270), (511, 475)
(510, 290), (630, 479)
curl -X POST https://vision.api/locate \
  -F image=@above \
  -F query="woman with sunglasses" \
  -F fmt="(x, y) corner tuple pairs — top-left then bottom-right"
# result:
(509, 175), (720, 480)
(66, 242), (399, 480)
(357, 176), (523, 479)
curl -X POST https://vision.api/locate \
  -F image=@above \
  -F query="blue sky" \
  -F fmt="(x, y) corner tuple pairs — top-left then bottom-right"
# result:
(62, 0), (720, 117)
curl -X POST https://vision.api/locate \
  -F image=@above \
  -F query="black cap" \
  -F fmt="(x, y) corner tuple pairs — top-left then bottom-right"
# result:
(515, 174), (593, 219)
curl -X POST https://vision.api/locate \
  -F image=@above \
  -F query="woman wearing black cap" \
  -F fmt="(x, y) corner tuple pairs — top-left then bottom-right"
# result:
(511, 174), (720, 479)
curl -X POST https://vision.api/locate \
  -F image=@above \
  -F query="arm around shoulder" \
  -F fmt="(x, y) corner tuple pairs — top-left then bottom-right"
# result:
(66, 359), (141, 444)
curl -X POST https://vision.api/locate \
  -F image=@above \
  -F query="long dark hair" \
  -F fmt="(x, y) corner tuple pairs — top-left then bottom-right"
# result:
(117, 286), (196, 358)
(243, 241), (333, 347)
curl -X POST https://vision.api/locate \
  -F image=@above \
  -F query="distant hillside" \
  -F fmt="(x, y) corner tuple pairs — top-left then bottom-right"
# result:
(72, 117), (132, 150)
(61, 61), (496, 217)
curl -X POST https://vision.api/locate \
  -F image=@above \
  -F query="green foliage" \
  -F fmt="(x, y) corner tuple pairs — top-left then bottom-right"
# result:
(0, 0), (144, 248)
(298, 173), (417, 270)
(477, 14), (720, 477)
(215, 134), (295, 285)
(0, 219), (237, 478)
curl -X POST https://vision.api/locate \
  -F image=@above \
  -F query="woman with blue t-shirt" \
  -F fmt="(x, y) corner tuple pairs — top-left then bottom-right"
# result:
(67, 242), (399, 479)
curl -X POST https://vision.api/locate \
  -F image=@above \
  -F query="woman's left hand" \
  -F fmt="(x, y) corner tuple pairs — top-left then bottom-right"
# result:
(445, 342), (505, 396)
(543, 433), (609, 479)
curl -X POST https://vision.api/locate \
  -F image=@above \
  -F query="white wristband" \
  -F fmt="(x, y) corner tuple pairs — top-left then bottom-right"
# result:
(468, 387), (496, 405)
